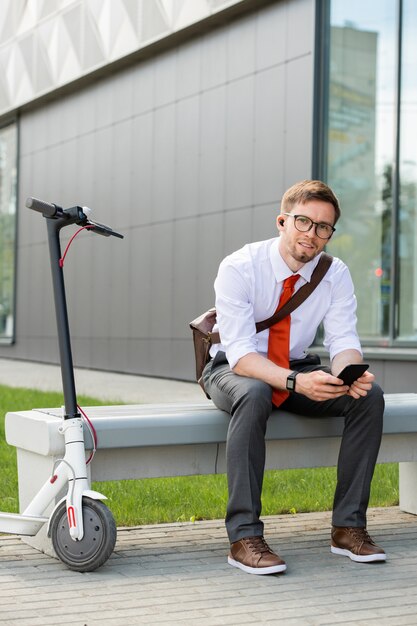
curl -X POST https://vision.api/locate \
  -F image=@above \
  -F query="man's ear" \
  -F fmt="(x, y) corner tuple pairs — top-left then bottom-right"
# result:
(277, 215), (285, 230)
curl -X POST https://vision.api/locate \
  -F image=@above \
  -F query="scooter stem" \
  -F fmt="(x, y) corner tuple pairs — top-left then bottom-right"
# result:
(46, 216), (80, 418)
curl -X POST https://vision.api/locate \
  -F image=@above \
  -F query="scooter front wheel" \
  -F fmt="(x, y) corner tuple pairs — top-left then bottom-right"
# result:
(50, 497), (117, 572)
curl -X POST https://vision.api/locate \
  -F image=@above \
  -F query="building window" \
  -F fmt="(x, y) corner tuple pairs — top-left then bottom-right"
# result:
(319, 0), (417, 347)
(0, 122), (17, 343)
(320, 0), (417, 346)
(321, 0), (398, 345)
(398, 0), (417, 341)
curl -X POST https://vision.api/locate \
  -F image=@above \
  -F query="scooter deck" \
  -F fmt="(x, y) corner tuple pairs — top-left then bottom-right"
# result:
(0, 511), (48, 536)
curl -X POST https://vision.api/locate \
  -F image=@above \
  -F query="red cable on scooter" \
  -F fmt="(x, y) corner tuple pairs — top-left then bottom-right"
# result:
(59, 225), (95, 267)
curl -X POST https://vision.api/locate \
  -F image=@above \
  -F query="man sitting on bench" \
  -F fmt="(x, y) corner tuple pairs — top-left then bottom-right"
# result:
(202, 180), (385, 575)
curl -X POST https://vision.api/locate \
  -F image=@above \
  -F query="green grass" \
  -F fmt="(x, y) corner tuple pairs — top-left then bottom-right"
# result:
(101, 464), (398, 526)
(0, 384), (399, 526)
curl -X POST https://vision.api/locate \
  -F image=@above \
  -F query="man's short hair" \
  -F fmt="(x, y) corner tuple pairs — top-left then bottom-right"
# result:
(281, 180), (341, 224)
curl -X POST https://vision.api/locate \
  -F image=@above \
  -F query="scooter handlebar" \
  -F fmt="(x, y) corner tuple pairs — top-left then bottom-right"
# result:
(85, 219), (124, 239)
(26, 197), (124, 238)
(26, 196), (59, 218)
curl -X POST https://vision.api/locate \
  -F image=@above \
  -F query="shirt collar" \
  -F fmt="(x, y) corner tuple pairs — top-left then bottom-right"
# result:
(269, 237), (322, 283)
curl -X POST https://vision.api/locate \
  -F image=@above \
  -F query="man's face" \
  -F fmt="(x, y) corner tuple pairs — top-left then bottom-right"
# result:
(277, 200), (336, 270)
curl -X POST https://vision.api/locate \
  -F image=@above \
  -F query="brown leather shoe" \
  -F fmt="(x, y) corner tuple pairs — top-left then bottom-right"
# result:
(331, 526), (386, 563)
(228, 536), (286, 575)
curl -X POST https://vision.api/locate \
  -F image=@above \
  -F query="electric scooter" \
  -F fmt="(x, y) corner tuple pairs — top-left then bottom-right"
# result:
(0, 197), (123, 572)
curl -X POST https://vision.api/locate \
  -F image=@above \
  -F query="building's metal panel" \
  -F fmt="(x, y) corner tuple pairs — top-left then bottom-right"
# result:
(3, 0), (317, 380)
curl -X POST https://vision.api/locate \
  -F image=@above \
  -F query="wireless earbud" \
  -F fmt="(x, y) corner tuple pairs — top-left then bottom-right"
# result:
(279, 219), (285, 226)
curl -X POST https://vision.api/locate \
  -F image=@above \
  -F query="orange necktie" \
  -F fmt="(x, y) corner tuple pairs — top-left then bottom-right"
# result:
(267, 274), (300, 407)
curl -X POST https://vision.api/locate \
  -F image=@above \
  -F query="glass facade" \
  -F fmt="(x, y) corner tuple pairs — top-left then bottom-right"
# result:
(0, 122), (17, 343)
(398, 0), (417, 341)
(322, 0), (417, 346)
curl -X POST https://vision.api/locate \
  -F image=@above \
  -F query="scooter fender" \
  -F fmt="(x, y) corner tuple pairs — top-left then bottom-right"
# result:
(47, 489), (108, 537)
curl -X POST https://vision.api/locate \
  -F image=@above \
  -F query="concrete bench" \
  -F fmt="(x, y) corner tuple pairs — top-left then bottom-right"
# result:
(5, 393), (417, 554)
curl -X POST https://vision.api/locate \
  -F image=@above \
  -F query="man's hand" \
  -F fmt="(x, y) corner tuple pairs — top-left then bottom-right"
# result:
(330, 350), (375, 400)
(345, 370), (375, 399)
(233, 351), (375, 403)
(295, 370), (349, 402)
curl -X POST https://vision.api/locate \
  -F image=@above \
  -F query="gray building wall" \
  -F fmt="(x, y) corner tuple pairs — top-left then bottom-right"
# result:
(1, 0), (316, 380)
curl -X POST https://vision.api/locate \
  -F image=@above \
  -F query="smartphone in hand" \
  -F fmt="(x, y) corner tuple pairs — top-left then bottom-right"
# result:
(337, 363), (369, 386)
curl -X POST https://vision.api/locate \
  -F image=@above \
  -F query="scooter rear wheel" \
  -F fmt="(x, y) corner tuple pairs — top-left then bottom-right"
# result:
(50, 497), (117, 572)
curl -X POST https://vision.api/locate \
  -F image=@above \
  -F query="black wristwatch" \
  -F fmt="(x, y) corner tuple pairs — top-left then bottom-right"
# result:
(286, 371), (298, 392)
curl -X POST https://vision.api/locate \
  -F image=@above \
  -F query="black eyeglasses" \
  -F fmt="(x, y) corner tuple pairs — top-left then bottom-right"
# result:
(283, 213), (335, 240)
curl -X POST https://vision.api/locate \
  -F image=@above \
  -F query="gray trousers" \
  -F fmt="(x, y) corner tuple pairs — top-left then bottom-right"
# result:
(202, 352), (384, 544)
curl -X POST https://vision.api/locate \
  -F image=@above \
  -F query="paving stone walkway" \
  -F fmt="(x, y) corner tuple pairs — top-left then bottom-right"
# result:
(1, 507), (417, 625)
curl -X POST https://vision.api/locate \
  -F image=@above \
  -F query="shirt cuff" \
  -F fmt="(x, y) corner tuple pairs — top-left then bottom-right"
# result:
(328, 339), (363, 362)
(225, 340), (258, 370)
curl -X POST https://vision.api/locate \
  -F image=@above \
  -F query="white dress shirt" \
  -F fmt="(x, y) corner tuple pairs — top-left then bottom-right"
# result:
(211, 237), (362, 369)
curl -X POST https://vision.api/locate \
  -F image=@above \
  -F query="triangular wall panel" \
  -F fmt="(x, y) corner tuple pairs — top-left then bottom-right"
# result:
(34, 34), (54, 93)
(82, 9), (106, 71)
(0, 0), (244, 118)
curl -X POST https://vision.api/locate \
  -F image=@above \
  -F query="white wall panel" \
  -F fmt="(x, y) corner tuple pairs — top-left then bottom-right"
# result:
(225, 76), (254, 210)
(175, 95), (200, 219)
(199, 86), (227, 215)
(253, 65), (285, 205)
